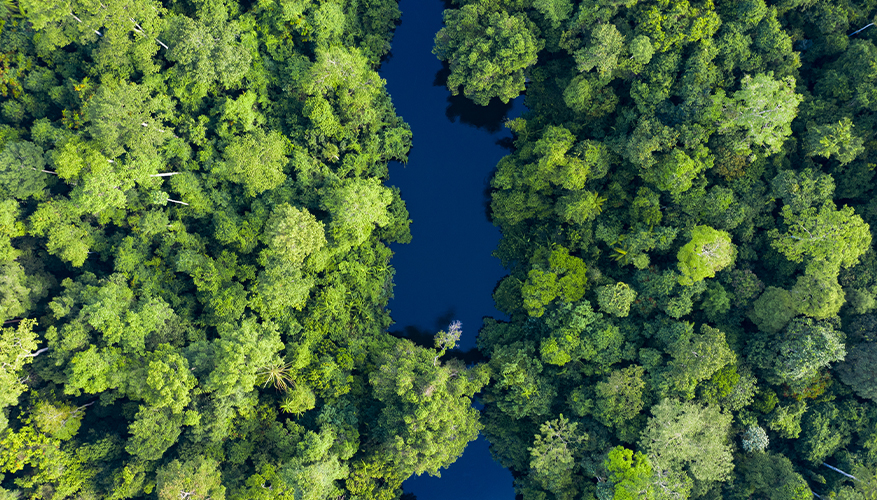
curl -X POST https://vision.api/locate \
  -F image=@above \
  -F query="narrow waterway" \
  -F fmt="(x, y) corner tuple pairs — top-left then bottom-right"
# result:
(379, 0), (520, 498)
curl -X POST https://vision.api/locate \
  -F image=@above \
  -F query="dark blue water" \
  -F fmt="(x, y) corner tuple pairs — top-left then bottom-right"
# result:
(379, 0), (519, 498)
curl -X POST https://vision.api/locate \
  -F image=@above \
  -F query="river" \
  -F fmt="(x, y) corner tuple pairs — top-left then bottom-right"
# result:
(378, 0), (520, 498)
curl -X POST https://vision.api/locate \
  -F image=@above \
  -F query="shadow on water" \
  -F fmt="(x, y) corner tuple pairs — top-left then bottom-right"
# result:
(432, 64), (516, 133)
(389, 318), (489, 366)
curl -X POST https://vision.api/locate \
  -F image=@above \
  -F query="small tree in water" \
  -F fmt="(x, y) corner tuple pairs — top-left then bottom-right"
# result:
(434, 320), (462, 366)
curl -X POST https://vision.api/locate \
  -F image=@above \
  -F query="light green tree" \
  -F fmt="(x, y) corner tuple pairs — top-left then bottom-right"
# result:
(322, 177), (393, 247)
(805, 117), (865, 165)
(676, 225), (735, 285)
(156, 456), (226, 500)
(770, 202), (871, 270)
(261, 204), (326, 266)
(639, 399), (734, 488)
(216, 130), (288, 196)
(0, 319), (41, 408)
(605, 446), (655, 500)
(529, 414), (586, 500)
(595, 282), (637, 317)
(718, 73), (803, 156)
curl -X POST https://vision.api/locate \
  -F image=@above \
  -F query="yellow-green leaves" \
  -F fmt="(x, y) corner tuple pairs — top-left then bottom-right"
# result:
(676, 225), (735, 285)
(770, 202), (871, 271)
(262, 204), (326, 266)
(216, 129), (288, 197)
(717, 73), (803, 156)
(0, 319), (39, 408)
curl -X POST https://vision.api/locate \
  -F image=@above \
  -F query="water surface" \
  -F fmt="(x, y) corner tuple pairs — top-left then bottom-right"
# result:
(379, 0), (520, 498)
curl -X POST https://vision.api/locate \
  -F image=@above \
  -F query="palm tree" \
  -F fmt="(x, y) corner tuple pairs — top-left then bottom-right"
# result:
(256, 361), (295, 392)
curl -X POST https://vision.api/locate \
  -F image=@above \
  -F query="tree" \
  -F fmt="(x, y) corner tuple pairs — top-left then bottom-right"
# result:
(30, 399), (88, 441)
(0, 141), (49, 199)
(163, 14), (251, 105)
(369, 338), (489, 479)
(717, 73), (803, 156)
(740, 425), (769, 453)
(805, 117), (865, 165)
(836, 342), (877, 401)
(663, 324), (736, 399)
(638, 399), (734, 487)
(156, 457), (226, 500)
(125, 406), (184, 461)
(322, 177), (393, 247)
(261, 204), (326, 266)
(216, 129), (288, 197)
(749, 287), (797, 333)
(595, 282), (637, 317)
(732, 452), (810, 500)
(205, 317), (286, 399)
(645, 148), (709, 196)
(434, 4), (543, 105)
(541, 301), (623, 371)
(605, 446), (655, 500)
(83, 81), (172, 158)
(790, 272), (845, 320)
(528, 414), (586, 500)
(769, 202), (871, 270)
(767, 401), (807, 439)
(593, 365), (646, 428)
(770, 168), (836, 215)
(574, 23), (624, 76)
(676, 225), (735, 285)
(0, 319), (40, 408)
(757, 317), (846, 389)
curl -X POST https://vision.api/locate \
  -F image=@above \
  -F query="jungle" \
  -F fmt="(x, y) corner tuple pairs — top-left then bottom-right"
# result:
(1, 0), (877, 499)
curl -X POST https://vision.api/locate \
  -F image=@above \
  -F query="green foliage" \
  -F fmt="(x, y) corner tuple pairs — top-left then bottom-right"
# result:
(596, 282), (638, 317)
(528, 414), (586, 499)
(322, 177), (393, 247)
(663, 324), (736, 399)
(768, 401), (808, 439)
(837, 342), (877, 401)
(732, 452), (810, 500)
(434, 4), (544, 104)
(718, 73), (803, 156)
(156, 457), (226, 500)
(216, 129), (288, 196)
(593, 365), (646, 427)
(740, 425), (769, 453)
(604, 446), (654, 500)
(261, 204), (326, 265)
(0, 319), (39, 408)
(749, 286), (797, 333)
(770, 168), (836, 214)
(0, 141), (48, 199)
(639, 399), (734, 486)
(676, 225), (735, 285)
(770, 202), (871, 270)
(805, 117), (865, 165)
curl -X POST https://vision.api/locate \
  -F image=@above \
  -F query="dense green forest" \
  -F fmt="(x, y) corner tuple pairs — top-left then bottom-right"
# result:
(433, 0), (877, 498)
(0, 1), (493, 498)
(4, 0), (877, 498)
